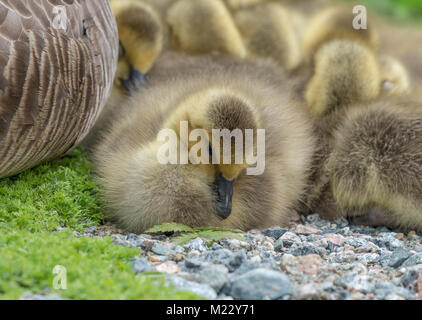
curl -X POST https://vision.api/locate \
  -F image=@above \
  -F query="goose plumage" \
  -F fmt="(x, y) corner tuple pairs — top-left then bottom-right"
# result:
(0, 0), (118, 178)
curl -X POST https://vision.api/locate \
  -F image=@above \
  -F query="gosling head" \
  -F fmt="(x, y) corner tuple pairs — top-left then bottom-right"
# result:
(305, 40), (381, 117)
(111, 0), (164, 93)
(162, 88), (260, 219)
(379, 56), (411, 96)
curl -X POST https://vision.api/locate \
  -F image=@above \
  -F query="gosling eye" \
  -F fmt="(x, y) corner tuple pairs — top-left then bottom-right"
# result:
(382, 80), (392, 92)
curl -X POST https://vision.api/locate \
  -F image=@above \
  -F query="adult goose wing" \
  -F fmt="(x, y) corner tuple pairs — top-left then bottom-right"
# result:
(0, 0), (118, 178)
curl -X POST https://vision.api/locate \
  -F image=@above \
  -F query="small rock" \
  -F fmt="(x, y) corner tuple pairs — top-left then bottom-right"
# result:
(396, 233), (405, 240)
(211, 243), (224, 250)
(184, 238), (208, 252)
(287, 242), (326, 257)
(324, 233), (345, 247)
(347, 276), (375, 294)
(388, 248), (412, 268)
(174, 246), (185, 253)
(297, 283), (322, 300)
(280, 231), (302, 243)
(296, 254), (323, 276)
(198, 265), (229, 292)
(187, 250), (201, 258)
(127, 233), (138, 240)
(262, 227), (288, 240)
(295, 224), (322, 235)
(261, 241), (274, 251)
(344, 262), (367, 273)
(400, 268), (421, 289)
(155, 261), (181, 274)
(402, 253), (422, 267)
(229, 269), (292, 300)
(274, 239), (284, 251)
(371, 234), (403, 251)
(358, 253), (380, 265)
(226, 250), (247, 272)
(249, 255), (262, 263)
(131, 258), (151, 273)
(167, 276), (217, 299)
(221, 239), (250, 251)
(203, 248), (233, 264)
(184, 258), (204, 269)
(151, 243), (175, 256)
(173, 253), (186, 262)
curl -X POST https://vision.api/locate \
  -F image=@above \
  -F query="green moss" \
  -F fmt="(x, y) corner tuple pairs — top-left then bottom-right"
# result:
(0, 148), (200, 300)
(0, 148), (102, 233)
(0, 230), (199, 300)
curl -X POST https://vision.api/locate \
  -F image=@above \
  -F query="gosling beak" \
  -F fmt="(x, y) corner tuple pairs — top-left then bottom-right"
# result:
(119, 67), (147, 94)
(213, 173), (234, 219)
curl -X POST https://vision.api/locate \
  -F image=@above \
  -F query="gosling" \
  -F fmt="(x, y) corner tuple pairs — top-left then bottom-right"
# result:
(92, 54), (315, 233)
(233, 3), (303, 71)
(111, 0), (164, 92)
(327, 98), (422, 232)
(166, 0), (247, 58)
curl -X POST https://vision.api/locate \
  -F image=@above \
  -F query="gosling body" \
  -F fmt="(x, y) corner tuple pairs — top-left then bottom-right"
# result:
(93, 54), (315, 233)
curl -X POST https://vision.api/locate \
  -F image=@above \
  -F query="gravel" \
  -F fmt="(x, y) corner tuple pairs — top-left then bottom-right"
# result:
(75, 215), (422, 300)
(228, 269), (291, 300)
(132, 257), (152, 273)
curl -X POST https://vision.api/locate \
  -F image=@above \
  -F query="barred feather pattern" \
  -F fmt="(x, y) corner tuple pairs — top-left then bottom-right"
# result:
(0, 0), (118, 177)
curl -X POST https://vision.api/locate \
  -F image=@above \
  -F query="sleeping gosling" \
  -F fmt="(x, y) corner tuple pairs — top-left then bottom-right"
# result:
(233, 3), (303, 71)
(92, 54), (315, 233)
(166, 0), (247, 58)
(326, 98), (422, 232)
(111, 0), (164, 92)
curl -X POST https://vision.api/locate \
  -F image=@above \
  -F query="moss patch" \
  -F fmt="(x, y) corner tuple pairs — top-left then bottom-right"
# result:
(0, 149), (200, 300)
(0, 148), (102, 233)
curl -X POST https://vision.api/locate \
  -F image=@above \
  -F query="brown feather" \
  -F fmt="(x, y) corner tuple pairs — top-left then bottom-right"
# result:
(0, 0), (118, 178)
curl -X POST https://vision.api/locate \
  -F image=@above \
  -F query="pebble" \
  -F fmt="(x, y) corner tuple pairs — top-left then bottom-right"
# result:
(280, 232), (302, 244)
(388, 248), (412, 268)
(131, 258), (151, 273)
(402, 253), (422, 267)
(184, 238), (208, 252)
(198, 265), (229, 292)
(295, 224), (322, 235)
(297, 283), (322, 299)
(167, 276), (217, 299)
(262, 227), (288, 240)
(325, 233), (345, 247)
(229, 269), (292, 300)
(184, 258), (204, 269)
(151, 243), (175, 256)
(83, 213), (422, 300)
(155, 261), (181, 274)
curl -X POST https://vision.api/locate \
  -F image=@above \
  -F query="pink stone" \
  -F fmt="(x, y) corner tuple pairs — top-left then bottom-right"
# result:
(295, 224), (322, 235)
(325, 233), (345, 247)
(154, 261), (182, 274)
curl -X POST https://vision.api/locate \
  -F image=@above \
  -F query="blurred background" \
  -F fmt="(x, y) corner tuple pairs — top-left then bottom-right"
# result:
(345, 0), (422, 23)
